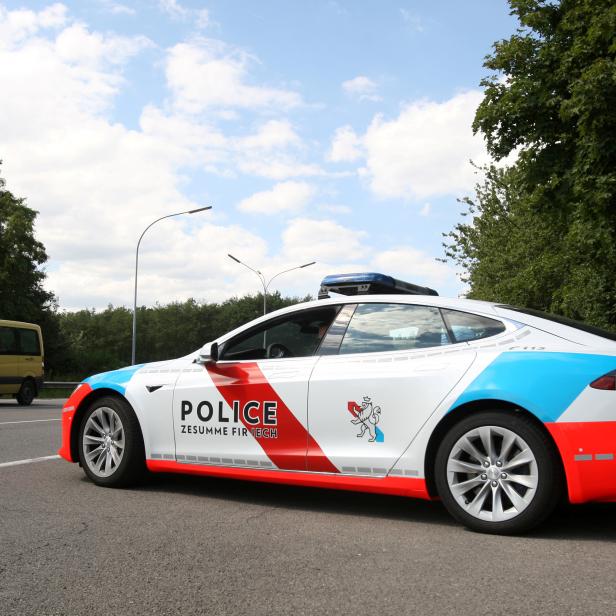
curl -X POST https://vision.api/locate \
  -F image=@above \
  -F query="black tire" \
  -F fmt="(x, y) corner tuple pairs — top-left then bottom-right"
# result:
(16, 378), (36, 405)
(434, 411), (563, 535)
(78, 395), (145, 487)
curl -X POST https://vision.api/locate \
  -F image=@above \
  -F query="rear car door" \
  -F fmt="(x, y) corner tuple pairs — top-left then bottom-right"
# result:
(307, 302), (477, 474)
(172, 305), (341, 472)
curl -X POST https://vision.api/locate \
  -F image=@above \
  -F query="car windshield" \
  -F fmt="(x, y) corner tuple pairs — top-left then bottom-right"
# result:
(497, 305), (616, 342)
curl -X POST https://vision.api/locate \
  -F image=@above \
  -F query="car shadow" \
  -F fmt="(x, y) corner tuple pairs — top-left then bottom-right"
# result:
(137, 472), (616, 540)
(140, 472), (454, 527)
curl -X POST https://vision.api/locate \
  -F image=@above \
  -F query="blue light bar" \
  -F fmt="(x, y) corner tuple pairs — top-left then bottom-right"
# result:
(318, 272), (438, 299)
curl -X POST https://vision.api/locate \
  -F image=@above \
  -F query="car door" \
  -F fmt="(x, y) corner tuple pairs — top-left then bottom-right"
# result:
(307, 302), (477, 474)
(172, 304), (341, 472)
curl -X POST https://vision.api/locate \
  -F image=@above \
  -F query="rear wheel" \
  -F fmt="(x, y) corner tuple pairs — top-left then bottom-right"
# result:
(16, 379), (36, 405)
(435, 411), (563, 534)
(78, 395), (145, 487)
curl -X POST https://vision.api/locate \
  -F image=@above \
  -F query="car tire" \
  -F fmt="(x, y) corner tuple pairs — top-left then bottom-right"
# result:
(435, 411), (563, 535)
(78, 395), (145, 487)
(16, 378), (36, 405)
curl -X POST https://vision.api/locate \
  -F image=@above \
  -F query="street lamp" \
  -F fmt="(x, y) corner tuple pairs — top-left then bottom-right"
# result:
(227, 254), (316, 315)
(132, 206), (212, 365)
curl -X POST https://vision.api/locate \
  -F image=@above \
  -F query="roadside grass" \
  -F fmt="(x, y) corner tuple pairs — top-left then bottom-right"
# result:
(39, 388), (74, 399)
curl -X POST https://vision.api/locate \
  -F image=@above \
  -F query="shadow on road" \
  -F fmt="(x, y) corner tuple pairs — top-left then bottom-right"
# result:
(137, 471), (616, 540)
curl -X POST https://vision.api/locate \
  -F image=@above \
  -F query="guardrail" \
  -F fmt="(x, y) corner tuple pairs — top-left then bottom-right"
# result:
(42, 382), (79, 389)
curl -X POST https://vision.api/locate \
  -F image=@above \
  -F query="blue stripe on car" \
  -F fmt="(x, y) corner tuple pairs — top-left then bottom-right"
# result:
(449, 352), (616, 423)
(85, 364), (144, 396)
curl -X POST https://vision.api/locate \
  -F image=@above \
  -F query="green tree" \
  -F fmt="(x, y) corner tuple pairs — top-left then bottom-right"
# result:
(444, 0), (616, 330)
(0, 163), (56, 320)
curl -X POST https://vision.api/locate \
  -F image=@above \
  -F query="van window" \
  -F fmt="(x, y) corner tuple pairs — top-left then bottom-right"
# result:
(19, 329), (41, 355)
(0, 326), (40, 355)
(0, 327), (18, 354)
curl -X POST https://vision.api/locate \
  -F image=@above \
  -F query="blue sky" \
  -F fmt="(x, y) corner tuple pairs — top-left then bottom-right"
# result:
(0, 1), (516, 309)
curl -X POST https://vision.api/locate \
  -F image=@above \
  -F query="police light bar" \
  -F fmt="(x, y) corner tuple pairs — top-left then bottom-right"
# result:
(318, 272), (438, 299)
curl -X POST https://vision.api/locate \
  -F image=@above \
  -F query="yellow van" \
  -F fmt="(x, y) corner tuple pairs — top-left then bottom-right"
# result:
(0, 320), (44, 405)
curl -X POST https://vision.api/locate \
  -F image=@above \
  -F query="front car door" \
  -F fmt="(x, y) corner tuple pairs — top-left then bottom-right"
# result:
(172, 305), (341, 472)
(307, 302), (477, 475)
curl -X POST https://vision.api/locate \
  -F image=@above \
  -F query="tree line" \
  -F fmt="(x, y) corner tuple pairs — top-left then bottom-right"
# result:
(49, 294), (308, 380)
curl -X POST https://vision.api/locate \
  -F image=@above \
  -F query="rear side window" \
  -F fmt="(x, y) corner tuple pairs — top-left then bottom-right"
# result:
(18, 329), (40, 355)
(339, 303), (450, 354)
(442, 309), (505, 343)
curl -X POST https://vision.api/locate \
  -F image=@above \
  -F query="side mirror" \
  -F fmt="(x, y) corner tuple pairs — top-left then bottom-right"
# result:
(197, 341), (218, 364)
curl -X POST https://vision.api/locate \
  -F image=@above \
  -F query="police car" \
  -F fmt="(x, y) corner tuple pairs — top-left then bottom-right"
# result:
(59, 273), (616, 534)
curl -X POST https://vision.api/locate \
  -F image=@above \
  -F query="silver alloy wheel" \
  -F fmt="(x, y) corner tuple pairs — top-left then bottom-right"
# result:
(82, 406), (125, 478)
(446, 425), (539, 522)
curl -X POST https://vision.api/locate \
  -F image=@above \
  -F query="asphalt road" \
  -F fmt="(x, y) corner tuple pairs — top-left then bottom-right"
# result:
(1, 399), (615, 616)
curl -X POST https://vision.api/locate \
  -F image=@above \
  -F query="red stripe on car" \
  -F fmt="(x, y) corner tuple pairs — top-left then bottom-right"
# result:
(206, 362), (339, 473)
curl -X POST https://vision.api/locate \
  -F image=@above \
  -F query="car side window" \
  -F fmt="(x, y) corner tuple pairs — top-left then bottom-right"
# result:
(441, 309), (506, 343)
(220, 306), (341, 361)
(338, 303), (451, 354)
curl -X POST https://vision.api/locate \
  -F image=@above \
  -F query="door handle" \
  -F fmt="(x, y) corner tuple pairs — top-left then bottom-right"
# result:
(24, 357), (34, 361)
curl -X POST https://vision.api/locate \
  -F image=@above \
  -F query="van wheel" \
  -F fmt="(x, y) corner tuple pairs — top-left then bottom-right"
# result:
(435, 411), (563, 535)
(16, 379), (36, 405)
(78, 395), (145, 487)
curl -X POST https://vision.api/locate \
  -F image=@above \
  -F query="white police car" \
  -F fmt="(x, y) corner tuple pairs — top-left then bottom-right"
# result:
(59, 273), (616, 534)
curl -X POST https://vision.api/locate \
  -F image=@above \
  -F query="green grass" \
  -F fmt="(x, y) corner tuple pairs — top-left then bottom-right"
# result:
(39, 388), (73, 399)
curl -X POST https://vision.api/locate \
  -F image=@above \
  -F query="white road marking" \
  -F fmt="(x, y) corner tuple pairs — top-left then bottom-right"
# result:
(0, 418), (61, 425)
(0, 454), (60, 468)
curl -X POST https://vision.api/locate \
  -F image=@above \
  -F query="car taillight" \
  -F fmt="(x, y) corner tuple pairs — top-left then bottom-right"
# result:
(590, 371), (616, 390)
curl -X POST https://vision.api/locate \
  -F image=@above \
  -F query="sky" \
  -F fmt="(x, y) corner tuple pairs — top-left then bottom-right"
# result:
(0, 0), (517, 311)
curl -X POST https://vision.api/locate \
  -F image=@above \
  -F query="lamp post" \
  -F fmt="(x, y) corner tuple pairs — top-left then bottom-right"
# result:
(132, 206), (212, 365)
(227, 254), (316, 315)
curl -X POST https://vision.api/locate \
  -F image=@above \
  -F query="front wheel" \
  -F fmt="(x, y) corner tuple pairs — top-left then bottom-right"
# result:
(435, 411), (563, 535)
(78, 396), (145, 487)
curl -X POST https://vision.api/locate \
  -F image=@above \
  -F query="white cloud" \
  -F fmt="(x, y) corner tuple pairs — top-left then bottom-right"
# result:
(238, 181), (315, 215)
(359, 90), (486, 200)
(236, 120), (301, 151)
(158, 0), (209, 28)
(372, 247), (450, 287)
(419, 202), (431, 217)
(158, 0), (188, 19)
(0, 3), (67, 47)
(100, 1), (136, 16)
(341, 75), (381, 102)
(327, 125), (363, 162)
(165, 39), (302, 113)
(282, 218), (366, 262)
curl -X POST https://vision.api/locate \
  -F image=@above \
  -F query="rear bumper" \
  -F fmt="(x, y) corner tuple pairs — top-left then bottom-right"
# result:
(548, 421), (616, 504)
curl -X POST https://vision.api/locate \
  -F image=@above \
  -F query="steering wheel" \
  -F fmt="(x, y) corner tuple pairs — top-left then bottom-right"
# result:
(266, 343), (294, 359)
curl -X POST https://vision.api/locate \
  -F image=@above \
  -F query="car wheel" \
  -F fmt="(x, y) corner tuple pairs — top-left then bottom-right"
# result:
(78, 395), (145, 487)
(16, 378), (36, 405)
(435, 411), (563, 535)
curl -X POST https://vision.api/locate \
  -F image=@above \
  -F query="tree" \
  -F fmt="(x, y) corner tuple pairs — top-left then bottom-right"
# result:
(444, 0), (616, 330)
(0, 163), (56, 321)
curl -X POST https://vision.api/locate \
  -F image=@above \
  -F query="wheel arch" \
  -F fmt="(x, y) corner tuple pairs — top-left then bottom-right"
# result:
(423, 399), (567, 499)
(69, 388), (145, 463)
